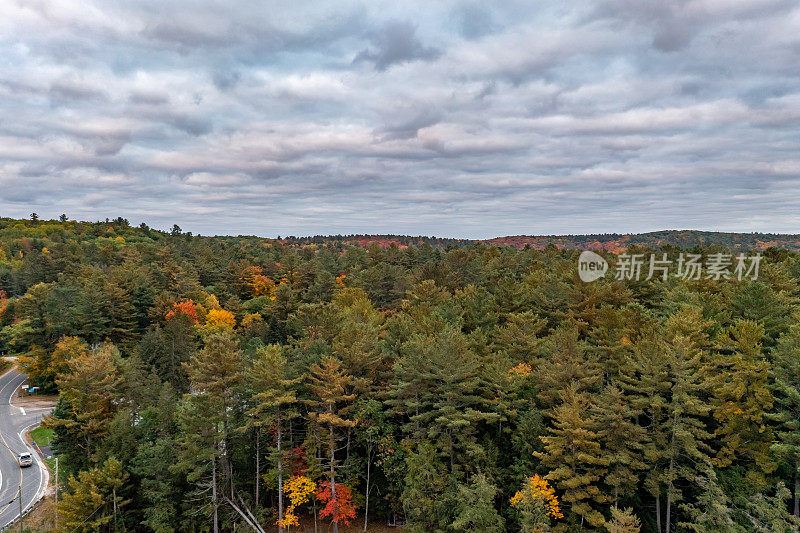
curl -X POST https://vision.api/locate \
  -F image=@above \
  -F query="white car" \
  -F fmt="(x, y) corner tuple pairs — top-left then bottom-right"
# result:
(18, 452), (33, 468)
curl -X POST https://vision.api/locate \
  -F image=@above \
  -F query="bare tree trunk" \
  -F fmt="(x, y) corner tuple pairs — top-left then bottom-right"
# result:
(364, 445), (371, 532)
(255, 428), (260, 507)
(278, 423), (284, 533)
(226, 495), (266, 533)
(330, 424), (338, 533)
(666, 457), (675, 533)
(213, 456), (219, 533)
(656, 493), (661, 533)
(223, 405), (235, 500)
(666, 490), (672, 533)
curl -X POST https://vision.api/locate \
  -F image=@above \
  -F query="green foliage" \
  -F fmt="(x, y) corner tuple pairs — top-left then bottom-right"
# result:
(58, 457), (130, 533)
(606, 507), (642, 533)
(679, 469), (743, 533)
(535, 383), (608, 528)
(2, 217), (800, 531)
(451, 473), (504, 532)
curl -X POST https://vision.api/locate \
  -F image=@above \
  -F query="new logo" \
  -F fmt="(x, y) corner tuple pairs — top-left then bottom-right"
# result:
(577, 250), (608, 282)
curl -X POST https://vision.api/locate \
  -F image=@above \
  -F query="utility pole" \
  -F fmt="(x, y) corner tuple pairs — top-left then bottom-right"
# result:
(55, 456), (59, 530)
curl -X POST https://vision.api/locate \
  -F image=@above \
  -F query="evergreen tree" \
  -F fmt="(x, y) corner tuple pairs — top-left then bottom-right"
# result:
(606, 507), (642, 533)
(401, 440), (449, 532)
(306, 356), (356, 533)
(595, 384), (646, 507)
(536, 324), (601, 408)
(58, 457), (130, 533)
(535, 383), (609, 528)
(746, 483), (800, 532)
(388, 326), (501, 473)
(623, 331), (713, 533)
(175, 330), (243, 533)
(451, 473), (504, 532)
(247, 344), (298, 529)
(679, 469), (743, 533)
(769, 325), (800, 517)
(710, 321), (775, 486)
(51, 343), (122, 464)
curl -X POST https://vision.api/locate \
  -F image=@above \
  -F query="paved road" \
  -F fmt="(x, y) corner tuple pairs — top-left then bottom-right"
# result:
(0, 369), (52, 530)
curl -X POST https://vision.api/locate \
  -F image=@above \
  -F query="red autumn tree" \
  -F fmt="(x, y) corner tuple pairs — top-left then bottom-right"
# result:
(317, 481), (356, 526)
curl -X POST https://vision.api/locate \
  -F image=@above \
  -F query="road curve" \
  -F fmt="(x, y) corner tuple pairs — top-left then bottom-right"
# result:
(0, 369), (52, 531)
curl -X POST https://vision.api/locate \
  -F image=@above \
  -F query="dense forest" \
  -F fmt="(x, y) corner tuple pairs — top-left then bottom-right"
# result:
(3, 215), (800, 532)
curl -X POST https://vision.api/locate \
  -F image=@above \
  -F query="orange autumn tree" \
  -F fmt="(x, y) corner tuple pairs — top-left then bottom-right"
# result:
(509, 362), (533, 378)
(316, 481), (356, 527)
(250, 274), (276, 297)
(511, 474), (563, 532)
(0, 289), (8, 322)
(165, 300), (199, 324)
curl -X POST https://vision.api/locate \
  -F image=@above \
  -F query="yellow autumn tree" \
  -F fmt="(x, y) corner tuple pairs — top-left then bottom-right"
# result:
(205, 308), (236, 330)
(511, 474), (563, 532)
(278, 475), (316, 529)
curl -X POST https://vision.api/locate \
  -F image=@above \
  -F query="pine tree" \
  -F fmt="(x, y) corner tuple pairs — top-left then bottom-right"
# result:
(679, 468), (742, 533)
(176, 330), (243, 533)
(330, 287), (386, 394)
(623, 330), (713, 533)
(451, 473), (505, 532)
(769, 325), (800, 517)
(247, 344), (298, 530)
(139, 314), (196, 393)
(606, 507), (642, 533)
(401, 440), (449, 532)
(536, 324), (601, 408)
(388, 326), (500, 473)
(535, 383), (609, 528)
(595, 384), (646, 507)
(306, 356), (356, 533)
(52, 343), (122, 463)
(746, 483), (800, 532)
(58, 457), (130, 533)
(492, 310), (546, 364)
(709, 321), (775, 486)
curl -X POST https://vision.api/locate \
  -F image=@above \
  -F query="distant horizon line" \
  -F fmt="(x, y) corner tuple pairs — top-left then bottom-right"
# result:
(2, 215), (799, 241)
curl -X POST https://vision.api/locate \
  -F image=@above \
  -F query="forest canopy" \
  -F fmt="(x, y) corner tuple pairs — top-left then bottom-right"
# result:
(2, 216), (800, 532)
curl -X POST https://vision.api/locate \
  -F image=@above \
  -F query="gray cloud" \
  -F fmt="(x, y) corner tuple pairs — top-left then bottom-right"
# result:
(49, 79), (108, 103)
(354, 20), (441, 71)
(379, 107), (442, 140)
(1, 1), (799, 238)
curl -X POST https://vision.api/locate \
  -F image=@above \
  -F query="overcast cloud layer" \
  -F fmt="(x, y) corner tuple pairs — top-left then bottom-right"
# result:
(1, 0), (799, 238)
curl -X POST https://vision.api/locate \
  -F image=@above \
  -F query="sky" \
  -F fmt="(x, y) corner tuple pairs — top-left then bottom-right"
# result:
(1, 0), (799, 239)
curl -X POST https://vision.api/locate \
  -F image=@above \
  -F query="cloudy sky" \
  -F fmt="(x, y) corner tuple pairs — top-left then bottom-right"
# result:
(1, 0), (799, 238)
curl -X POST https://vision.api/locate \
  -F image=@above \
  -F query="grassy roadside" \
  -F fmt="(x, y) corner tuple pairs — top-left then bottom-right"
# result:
(28, 427), (54, 447)
(27, 427), (65, 490)
(0, 358), (10, 374)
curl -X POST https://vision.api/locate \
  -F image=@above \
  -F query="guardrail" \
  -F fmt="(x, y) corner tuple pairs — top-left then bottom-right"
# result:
(0, 495), (39, 532)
